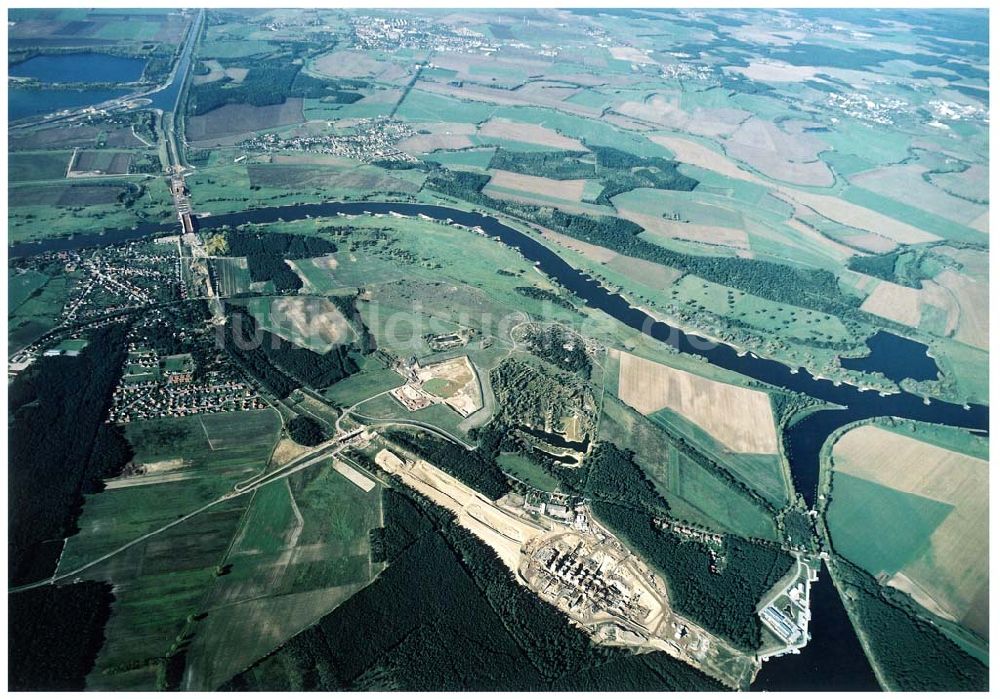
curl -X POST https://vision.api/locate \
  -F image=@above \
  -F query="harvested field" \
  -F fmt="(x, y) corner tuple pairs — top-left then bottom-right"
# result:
(332, 460), (376, 492)
(860, 280), (958, 335)
(9, 124), (101, 150)
(928, 164), (988, 207)
(192, 59), (226, 85)
(249, 296), (355, 353)
(609, 46), (657, 64)
(731, 60), (822, 82)
(830, 425), (988, 635)
(649, 134), (763, 184)
(488, 170), (589, 201)
(724, 118), (834, 187)
(311, 50), (412, 85)
(247, 163), (420, 194)
(616, 96), (751, 138)
(187, 99), (304, 145)
(616, 350), (778, 453)
(851, 164), (988, 230)
(631, 212), (750, 251)
(397, 132), (475, 154)
(934, 269), (988, 350)
(479, 117), (586, 150)
(780, 187), (940, 245)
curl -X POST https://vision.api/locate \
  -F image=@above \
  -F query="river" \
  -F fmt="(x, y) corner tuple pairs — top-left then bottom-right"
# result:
(9, 199), (987, 691)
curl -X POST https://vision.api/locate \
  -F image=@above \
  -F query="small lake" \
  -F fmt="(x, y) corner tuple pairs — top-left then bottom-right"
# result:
(8, 87), (132, 122)
(839, 331), (940, 383)
(9, 53), (147, 84)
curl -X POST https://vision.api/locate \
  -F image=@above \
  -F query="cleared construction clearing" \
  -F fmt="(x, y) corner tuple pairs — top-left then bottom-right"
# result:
(249, 296), (356, 353)
(375, 448), (550, 571)
(830, 425), (988, 636)
(417, 355), (483, 417)
(615, 350), (778, 453)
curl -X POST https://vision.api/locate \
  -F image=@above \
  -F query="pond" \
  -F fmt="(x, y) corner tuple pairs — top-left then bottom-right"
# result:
(8, 87), (132, 121)
(9, 52), (147, 84)
(839, 331), (940, 383)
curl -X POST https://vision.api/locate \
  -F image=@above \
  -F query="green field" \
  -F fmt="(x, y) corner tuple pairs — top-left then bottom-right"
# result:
(8, 151), (70, 182)
(212, 257), (252, 296)
(497, 452), (561, 492)
(599, 398), (778, 540)
(8, 269), (50, 310)
(668, 274), (855, 346)
(8, 178), (175, 243)
(843, 186), (987, 246)
(59, 410), (281, 571)
(8, 271), (77, 352)
(323, 364), (406, 407)
(179, 461), (383, 690)
(286, 256), (345, 295)
(826, 472), (953, 577)
(646, 407), (788, 508)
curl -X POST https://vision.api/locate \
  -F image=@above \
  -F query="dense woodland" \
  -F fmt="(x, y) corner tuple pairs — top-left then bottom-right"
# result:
(9, 582), (115, 691)
(833, 557), (987, 691)
(287, 415), (328, 446)
(225, 485), (724, 691)
(9, 323), (129, 584)
(592, 502), (792, 651)
(225, 229), (339, 293)
(489, 148), (594, 179)
(222, 310), (359, 397)
(589, 145), (699, 205)
(485, 146), (698, 206)
(383, 429), (511, 500)
(520, 325), (592, 376)
(188, 64), (364, 115)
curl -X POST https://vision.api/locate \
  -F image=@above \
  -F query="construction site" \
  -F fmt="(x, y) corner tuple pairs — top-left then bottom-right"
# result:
(373, 446), (761, 689)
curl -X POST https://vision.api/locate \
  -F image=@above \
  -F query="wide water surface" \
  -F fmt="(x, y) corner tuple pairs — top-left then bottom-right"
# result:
(9, 87), (131, 121)
(9, 53), (147, 84)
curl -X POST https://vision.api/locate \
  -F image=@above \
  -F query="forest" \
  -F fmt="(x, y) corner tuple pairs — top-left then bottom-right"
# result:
(589, 145), (699, 205)
(224, 484), (724, 691)
(591, 501), (792, 651)
(225, 229), (339, 293)
(383, 428), (511, 501)
(9, 582), (115, 691)
(187, 64), (364, 115)
(9, 323), (129, 585)
(520, 324), (592, 376)
(488, 148), (594, 179)
(833, 557), (987, 691)
(287, 415), (328, 446)
(222, 310), (359, 397)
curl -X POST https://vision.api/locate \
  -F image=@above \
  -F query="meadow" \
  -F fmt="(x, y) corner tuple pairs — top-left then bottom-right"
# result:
(825, 423), (988, 637)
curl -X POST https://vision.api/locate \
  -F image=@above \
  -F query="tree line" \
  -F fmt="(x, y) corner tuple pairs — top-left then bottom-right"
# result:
(9, 323), (130, 585)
